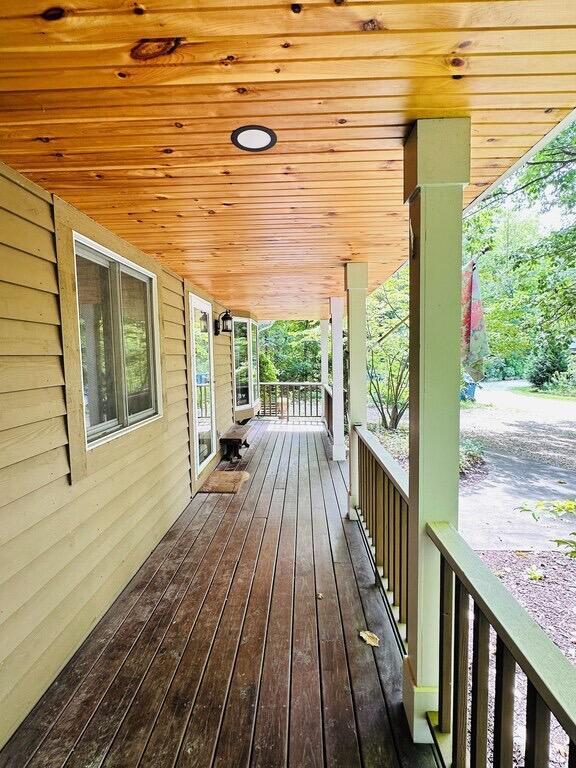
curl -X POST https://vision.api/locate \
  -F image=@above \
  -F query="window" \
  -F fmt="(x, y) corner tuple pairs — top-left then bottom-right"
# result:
(189, 294), (216, 474)
(74, 235), (160, 446)
(233, 318), (259, 410)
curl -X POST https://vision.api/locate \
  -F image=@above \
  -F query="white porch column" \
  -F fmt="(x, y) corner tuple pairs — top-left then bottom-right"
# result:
(329, 296), (346, 462)
(320, 318), (329, 386)
(345, 263), (368, 519)
(402, 118), (471, 741)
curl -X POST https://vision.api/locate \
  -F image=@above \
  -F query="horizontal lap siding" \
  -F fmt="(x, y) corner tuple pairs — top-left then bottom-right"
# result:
(214, 302), (234, 437)
(0, 167), (192, 749)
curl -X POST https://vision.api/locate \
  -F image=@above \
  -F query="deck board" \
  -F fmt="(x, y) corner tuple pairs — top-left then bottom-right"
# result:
(0, 420), (436, 768)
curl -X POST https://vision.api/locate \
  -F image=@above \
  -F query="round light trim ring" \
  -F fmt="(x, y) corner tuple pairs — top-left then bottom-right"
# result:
(230, 125), (277, 152)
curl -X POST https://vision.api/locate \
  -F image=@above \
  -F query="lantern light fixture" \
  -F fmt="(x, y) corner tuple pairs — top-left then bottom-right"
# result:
(214, 309), (233, 336)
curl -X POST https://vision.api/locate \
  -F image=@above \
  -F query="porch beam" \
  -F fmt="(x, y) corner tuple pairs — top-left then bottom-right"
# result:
(330, 296), (346, 462)
(345, 262), (368, 519)
(402, 118), (471, 742)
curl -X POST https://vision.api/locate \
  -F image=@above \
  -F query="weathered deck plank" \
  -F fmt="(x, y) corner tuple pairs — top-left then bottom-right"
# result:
(0, 421), (436, 768)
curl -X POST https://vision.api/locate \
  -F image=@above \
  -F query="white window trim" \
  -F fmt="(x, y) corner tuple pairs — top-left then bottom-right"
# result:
(189, 293), (217, 477)
(73, 232), (163, 451)
(232, 317), (260, 411)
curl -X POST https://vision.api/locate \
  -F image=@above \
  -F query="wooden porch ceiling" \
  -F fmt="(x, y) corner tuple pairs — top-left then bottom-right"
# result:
(0, 2), (575, 318)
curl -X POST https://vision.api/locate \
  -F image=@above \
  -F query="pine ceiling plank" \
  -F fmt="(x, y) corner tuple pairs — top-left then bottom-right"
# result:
(2, 1), (575, 45)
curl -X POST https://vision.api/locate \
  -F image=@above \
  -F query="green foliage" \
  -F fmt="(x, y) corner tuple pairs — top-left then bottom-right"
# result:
(521, 499), (576, 558)
(258, 351), (278, 383)
(463, 121), (576, 378)
(259, 320), (320, 381)
(366, 265), (409, 430)
(524, 340), (568, 388)
(542, 357), (576, 396)
(459, 438), (485, 475)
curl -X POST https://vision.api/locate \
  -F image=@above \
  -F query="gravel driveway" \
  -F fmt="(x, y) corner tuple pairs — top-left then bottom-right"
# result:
(460, 379), (576, 471)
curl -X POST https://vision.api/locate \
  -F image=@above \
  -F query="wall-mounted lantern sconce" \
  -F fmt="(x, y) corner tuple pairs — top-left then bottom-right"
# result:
(214, 309), (233, 336)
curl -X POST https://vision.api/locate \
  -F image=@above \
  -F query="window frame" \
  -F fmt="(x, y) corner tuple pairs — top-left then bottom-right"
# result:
(189, 292), (217, 477)
(73, 232), (163, 450)
(232, 316), (260, 412)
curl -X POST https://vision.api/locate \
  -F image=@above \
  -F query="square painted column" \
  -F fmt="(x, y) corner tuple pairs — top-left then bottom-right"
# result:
(330, 296), (346, 462)
(345, 263), (368, 518)
(402, 118), (471, 741)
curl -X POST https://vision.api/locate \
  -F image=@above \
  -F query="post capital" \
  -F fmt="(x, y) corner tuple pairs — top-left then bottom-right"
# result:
(404, 118), (471, 202)
(345, 262), (368, 292)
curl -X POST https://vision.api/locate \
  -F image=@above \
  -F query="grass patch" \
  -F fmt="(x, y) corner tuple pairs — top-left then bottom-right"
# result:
(513, 386), (576, 402)
(460, 400), (491, 410)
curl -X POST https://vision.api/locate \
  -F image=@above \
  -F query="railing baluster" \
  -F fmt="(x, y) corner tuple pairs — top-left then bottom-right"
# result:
(375, 465), (384, 573)
(471, 604), (490, 768)
(525, 682), (550, 768)
(399, 498), (408, 625)
(388, 477), (395, 595)
(453, 579), (470, 768)
(439, 556), (453, 733)
(493, 637), (515, 768)
(393, 488), (401, 606)
(383, 474), (389, 580)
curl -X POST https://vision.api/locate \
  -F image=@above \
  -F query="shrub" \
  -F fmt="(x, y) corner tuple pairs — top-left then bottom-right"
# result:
(525, 342), (568, 388)
(542, 357), (576, 396)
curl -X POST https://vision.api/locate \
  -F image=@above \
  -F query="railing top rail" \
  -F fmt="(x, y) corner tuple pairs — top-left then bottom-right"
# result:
(427, 520), (576, 743)
(324, 384), (333, 396)
(260, 381), (323, 386)
(355, 425), (409, 503)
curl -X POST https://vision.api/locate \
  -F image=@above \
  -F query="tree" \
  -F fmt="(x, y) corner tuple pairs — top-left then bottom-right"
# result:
(258, 320), (321, 381)
(366, 265), (410, 430)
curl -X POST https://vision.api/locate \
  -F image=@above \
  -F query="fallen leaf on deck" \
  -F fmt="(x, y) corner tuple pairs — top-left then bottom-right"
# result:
(317, 592), (323, 600)
(359, 630), (380, 647)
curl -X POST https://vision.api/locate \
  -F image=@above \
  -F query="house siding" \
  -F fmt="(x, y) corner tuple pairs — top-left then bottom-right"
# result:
(0, 163), (234, 747)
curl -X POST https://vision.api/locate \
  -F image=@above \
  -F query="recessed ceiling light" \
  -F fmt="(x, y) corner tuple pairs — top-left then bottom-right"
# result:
(230, 125), (277, 152)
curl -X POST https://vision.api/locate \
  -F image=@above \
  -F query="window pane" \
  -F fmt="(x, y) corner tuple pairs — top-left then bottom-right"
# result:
(121, 271), (154, 418)
(251, 323), (259, 403)
(234, 321), (249, 406)
(76, 254), (118, 436)
(193, 307), (213, 465)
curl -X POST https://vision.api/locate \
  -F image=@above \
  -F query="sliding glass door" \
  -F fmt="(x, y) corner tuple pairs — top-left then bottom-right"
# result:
(189, 293), (216, 475)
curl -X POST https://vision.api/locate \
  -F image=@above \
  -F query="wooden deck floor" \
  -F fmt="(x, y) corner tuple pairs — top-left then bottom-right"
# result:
(0, 420), (436, 768)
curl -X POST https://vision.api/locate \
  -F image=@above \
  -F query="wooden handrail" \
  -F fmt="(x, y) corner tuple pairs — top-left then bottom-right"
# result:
(427, 521), (576, 744)
(260, 381), (322, 386)
(355, 425), (409, 502)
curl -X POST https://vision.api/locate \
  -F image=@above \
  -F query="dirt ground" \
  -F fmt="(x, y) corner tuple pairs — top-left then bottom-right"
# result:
(477, 550), (576, 767)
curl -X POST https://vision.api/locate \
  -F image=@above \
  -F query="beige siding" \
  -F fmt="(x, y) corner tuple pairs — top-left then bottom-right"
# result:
(0, 164), (235, 748)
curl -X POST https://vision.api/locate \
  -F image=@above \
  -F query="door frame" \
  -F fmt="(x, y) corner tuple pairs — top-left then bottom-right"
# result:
(189, 292), (217, 477)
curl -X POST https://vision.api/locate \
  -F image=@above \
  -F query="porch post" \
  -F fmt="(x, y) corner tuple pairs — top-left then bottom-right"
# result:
(345, 263), (368, 520)
(402, 118), (471, 741)
(320, 318), (329, 386)
(329, 296), (346, 461)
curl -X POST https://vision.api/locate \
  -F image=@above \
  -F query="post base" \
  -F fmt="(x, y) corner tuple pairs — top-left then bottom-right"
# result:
(332, 443), (346, 462)
(347, 499), (359, 520)
(402, 657), (437, 744)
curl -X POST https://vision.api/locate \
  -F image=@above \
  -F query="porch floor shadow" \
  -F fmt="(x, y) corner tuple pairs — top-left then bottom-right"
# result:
(0, 420), (436, 768)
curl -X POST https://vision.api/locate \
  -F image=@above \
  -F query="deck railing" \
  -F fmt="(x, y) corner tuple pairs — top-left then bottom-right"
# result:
(355, 426), (409, 642)
(427, 521), (576, 768)
(353, 427), (576, 766)
(259, 382), (323, 419)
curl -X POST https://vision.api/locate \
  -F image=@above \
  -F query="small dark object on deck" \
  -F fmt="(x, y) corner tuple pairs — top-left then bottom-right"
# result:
(220, 424), (251, 461)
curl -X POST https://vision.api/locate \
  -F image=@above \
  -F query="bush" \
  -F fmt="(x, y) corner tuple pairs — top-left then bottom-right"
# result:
(459, 438), (485, 475)
(525, 342), (568, 388)
(484, 355), (526, 381)
(542, 357), (576, 396)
